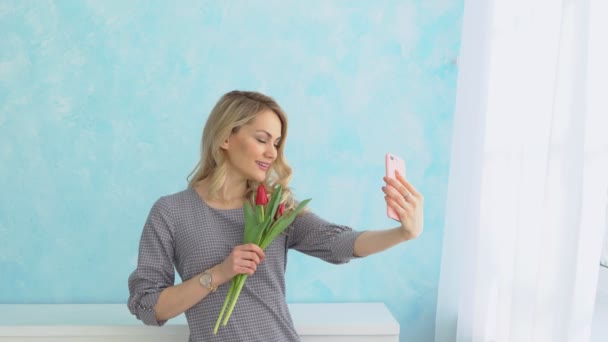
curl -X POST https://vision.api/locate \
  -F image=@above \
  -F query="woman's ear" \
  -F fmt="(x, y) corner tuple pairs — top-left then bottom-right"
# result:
(220, 137), (230, 150)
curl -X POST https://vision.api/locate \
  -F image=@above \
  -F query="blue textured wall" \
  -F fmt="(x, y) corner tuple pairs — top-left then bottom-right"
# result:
(0, 1), (462, 340)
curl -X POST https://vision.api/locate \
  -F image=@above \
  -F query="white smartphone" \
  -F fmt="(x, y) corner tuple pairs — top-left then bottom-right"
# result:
(385, 153), (406, 221)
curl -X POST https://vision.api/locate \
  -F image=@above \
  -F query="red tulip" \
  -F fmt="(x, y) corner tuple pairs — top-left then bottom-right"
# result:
(256, 185), (268, 206)
(274, 203), (285, 220)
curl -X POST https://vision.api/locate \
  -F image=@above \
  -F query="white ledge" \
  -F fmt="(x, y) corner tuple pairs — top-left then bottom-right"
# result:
(0, 302), (400, 338)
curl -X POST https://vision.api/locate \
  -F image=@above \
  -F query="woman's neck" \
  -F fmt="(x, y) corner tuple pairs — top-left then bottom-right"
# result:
(195, 177), (248, 209)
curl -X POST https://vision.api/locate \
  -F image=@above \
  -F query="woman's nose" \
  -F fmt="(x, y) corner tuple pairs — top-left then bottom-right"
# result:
(265, 145), (277, 159)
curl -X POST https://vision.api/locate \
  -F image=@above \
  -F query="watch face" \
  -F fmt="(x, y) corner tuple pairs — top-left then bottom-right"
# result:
(200, 273), (212, 287)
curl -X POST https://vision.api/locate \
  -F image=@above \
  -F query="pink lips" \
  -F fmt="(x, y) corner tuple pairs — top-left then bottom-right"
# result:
(256, 161), (270, 171)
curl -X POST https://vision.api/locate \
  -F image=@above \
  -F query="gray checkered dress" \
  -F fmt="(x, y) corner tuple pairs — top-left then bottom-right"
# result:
(127, 187), (363, 341)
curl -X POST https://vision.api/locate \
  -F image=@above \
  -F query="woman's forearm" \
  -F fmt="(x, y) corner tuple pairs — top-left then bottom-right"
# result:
(154, 265), (228, 321)
(353, 227), (409, 257)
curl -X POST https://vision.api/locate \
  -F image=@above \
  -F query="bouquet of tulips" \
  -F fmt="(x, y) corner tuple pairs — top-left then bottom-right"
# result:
(213, 184), (311, 334)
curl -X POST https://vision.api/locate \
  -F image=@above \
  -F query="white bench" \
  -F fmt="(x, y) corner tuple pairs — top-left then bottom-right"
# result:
(0, 302), (399, 342)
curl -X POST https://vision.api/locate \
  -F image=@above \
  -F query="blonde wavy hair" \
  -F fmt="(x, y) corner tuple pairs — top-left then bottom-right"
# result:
(187, 90), (300, 212)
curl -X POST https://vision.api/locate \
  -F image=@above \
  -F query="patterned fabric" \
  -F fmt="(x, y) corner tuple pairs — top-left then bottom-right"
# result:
(128, 187), (362, 341)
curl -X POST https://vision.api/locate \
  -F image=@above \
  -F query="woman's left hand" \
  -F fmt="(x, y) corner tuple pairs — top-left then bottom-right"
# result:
(382, 170), (424, 241)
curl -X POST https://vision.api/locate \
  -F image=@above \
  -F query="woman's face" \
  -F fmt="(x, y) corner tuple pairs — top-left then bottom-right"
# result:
(221, 109), (282, 183)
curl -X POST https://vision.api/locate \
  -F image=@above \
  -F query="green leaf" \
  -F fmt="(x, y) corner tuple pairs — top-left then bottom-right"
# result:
(265, 184), (282, 224)
(243, 202), (258, 244)
(255, 204), (263, 224)
(260, 199), (311, 249)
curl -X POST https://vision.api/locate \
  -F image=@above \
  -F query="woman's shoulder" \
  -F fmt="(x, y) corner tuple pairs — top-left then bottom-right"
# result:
(150, 187), (197, 214)
(160, 187), (194, 202)
(144, 188), (203, 232)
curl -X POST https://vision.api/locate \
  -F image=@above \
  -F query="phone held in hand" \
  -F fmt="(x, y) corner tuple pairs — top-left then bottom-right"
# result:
(385, 153), (406, 221)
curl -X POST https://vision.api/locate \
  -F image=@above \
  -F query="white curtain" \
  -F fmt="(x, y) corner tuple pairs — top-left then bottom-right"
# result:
(435, 0), (608, 341)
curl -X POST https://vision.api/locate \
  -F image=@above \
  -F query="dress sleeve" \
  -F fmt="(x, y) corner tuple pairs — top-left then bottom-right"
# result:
(127, 197), (176, 326)
(286, 210), (364, 264)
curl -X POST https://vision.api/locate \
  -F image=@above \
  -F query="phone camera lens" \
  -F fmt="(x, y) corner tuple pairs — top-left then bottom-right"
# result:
(390, 156), (394, 160)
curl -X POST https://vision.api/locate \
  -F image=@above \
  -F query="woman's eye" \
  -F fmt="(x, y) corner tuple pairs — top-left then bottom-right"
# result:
(257, 139), (267, 144)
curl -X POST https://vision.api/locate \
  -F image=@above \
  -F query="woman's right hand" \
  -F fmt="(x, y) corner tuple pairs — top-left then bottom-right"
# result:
(215, 243), (265, 285)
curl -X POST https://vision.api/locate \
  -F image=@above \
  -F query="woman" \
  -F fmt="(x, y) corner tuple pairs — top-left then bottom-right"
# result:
(127, 90), (424, 341)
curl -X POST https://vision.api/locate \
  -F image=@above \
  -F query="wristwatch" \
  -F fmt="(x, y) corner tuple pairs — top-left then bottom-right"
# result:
(199, 270), (217, 292)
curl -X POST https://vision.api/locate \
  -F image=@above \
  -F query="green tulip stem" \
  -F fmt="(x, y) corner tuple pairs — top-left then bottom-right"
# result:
(222, 274), (248, 326)
(213, 280), (236, 334)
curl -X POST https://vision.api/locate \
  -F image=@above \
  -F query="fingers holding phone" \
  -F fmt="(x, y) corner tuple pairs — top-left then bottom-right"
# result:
(385, 153), (407, 221)
(383, 153), (424, 240)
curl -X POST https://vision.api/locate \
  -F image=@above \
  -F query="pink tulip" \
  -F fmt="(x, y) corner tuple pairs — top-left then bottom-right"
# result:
(274, 203), (285, 221)
(256, 185), (268, 206)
